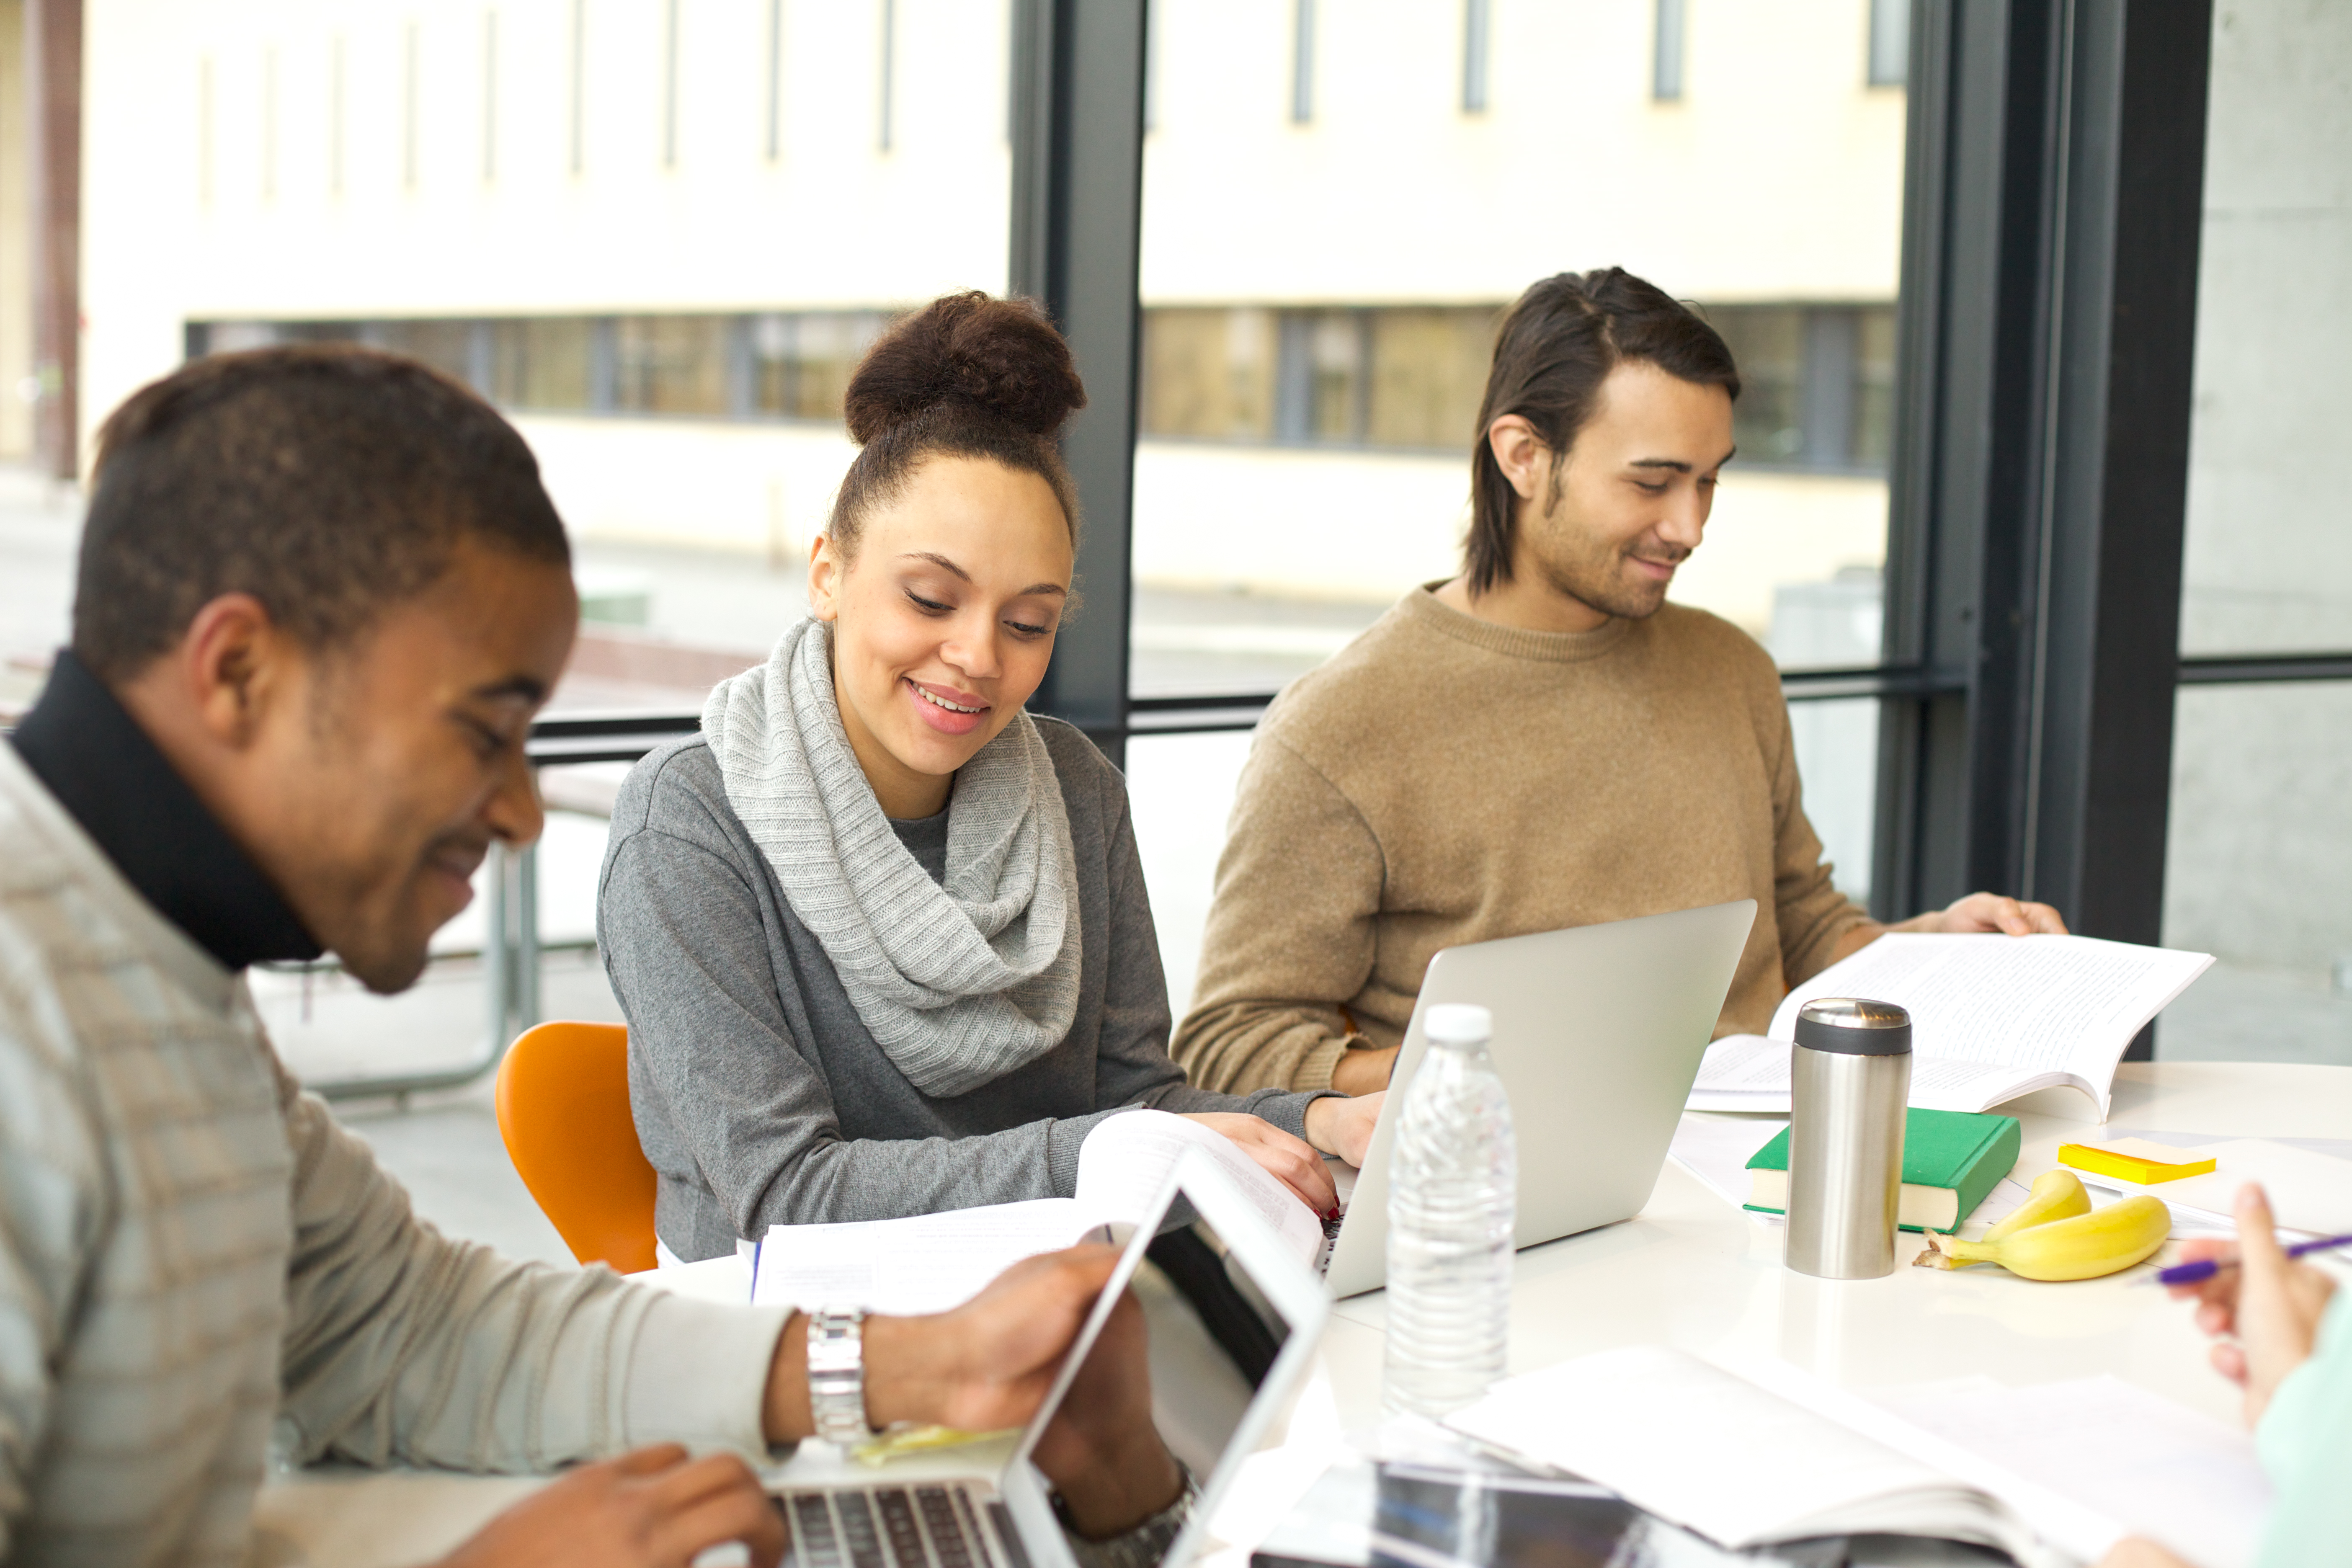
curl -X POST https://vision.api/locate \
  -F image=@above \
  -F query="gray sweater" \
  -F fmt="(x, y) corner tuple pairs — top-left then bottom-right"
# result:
(599, 717), (1323, 1261)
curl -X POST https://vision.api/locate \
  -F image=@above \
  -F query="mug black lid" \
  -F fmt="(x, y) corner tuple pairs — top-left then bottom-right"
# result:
(1792, 997), (1913, 1055)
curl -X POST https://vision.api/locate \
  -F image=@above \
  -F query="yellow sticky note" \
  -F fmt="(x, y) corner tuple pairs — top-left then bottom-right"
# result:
(2060, 1139), (2218, 1186)
(850, 1425), (1015, 1466)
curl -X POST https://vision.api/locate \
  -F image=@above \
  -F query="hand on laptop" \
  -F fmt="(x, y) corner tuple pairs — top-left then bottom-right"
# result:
(1030, 1283), (1185, 1540)
(1182, 1113), (1341, 1215)
(1304, 1091), (1382, 1170)
(435, 1443), (785, 1568)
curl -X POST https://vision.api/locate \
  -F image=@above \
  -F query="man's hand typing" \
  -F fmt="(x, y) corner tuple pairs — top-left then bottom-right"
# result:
(436, 1444), (785, 1568)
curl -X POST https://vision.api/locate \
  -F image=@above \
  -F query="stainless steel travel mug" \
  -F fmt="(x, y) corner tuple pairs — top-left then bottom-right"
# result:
(1784, 997), (1912, 1280)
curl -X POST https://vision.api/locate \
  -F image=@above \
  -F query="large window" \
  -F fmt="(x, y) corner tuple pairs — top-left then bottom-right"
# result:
(2159, 2), (2352, 1063)
(1124, 0), (1909, 997)
(117, 0), (1019, 1083)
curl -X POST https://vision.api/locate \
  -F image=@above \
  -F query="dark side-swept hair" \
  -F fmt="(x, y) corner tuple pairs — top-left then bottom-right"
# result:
(1465, 268), (1741, 593)
(829, 291), (1088, 554)
(75, 343), (570, 681)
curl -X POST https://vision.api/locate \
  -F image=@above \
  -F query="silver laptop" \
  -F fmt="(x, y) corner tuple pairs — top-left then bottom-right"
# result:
(1322, 898), (1756, 1299)
(776, 1148), (1332, 1568)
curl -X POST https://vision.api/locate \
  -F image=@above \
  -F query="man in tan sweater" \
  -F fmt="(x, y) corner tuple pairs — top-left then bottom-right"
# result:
(1173, 268), (2063, 1098)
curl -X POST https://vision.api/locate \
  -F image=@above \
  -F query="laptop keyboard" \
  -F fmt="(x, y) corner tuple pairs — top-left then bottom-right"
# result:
(782, 1485), (998, 1568)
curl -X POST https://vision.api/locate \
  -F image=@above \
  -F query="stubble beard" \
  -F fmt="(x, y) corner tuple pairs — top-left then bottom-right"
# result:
(1532, 516), (1681, 622)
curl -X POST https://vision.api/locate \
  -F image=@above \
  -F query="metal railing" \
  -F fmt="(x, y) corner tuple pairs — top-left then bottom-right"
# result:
(307, 649), (2352, 1101)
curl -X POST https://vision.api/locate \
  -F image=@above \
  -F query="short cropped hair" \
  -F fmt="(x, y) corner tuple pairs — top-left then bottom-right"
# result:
(74, 345), (570, 681)
(1465, 268), (1740, 593)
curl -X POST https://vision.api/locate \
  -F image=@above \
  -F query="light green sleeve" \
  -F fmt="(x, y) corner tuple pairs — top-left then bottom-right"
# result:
(272, 1068), (792, 1470)
(2254, 1280), (2352, 1568)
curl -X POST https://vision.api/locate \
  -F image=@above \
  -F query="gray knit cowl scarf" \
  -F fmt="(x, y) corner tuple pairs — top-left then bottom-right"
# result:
(701, 617), (1082, 1098)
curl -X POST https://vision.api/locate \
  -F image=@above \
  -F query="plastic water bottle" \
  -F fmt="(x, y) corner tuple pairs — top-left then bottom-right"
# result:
(1382, 1002), (1517, 1417)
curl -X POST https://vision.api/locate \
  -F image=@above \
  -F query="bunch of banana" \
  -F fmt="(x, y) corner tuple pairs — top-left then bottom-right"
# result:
(1983, 1168), (2094, 1242)
(1913, 1169), (2170, 1281)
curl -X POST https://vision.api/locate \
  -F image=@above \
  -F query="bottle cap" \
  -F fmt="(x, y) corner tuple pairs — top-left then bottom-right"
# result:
(1792, 997), (1912, 1056)
(1425, 1003), (1493, 1045)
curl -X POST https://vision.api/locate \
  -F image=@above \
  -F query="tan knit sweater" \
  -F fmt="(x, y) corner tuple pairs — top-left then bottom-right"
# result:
(1171, 588), (1872, 1094)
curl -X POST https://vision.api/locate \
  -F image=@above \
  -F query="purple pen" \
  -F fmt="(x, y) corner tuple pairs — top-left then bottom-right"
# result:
(2147, 1230), (2352, 1287)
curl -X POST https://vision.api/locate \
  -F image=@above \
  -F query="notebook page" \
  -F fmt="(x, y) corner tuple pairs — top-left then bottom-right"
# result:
(1689, 1033), (2046, 1114)
(1442, 1346), (1991, 1552)
(1076, 1109), (1326, 1266)
(1767, 934), (2212, 1113)
(752, 1198), (1096, 1315)
(1687, 1034), (1794, 1109)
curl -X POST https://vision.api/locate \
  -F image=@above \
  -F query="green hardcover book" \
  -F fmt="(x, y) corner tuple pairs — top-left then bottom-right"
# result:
(1741, 1109), (2022, 1233)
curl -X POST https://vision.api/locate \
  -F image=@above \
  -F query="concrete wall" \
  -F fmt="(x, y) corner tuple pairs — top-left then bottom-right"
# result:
(2177, 0), (2352, 657)
(2162, 0), (2352, 974)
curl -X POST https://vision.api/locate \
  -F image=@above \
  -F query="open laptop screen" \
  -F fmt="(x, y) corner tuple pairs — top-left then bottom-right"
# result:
(1130, 1221), (1293, 1477)
(1008, 1156), (1323, 1568)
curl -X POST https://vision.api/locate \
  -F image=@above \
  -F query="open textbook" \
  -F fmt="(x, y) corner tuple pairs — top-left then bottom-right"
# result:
(750, 1109), (1325, 1315)
(1687, 933), (2212, 1118)
(1442, 1347), (2269, 1568)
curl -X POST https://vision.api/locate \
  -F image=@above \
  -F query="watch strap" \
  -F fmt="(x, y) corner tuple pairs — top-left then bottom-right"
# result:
(1057, 1463), (1198, 1568)
(805, 1308), (872, 1448)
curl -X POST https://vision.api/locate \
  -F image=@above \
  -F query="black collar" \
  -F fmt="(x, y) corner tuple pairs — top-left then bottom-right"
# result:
(9, 650), (322, 971)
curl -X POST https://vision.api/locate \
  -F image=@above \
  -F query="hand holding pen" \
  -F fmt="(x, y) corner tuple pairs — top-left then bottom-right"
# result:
(2159, 1184), (2339, 1428)
(2149, 1229), (2352, 1287)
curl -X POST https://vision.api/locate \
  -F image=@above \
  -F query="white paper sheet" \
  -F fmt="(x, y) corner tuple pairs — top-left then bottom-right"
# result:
(752, 1198), (1100, 1315)
(751, 1110), (1328, 1314)
(1664, 1113), (1786, 1211)
(1871, 1376), (2271, 1568)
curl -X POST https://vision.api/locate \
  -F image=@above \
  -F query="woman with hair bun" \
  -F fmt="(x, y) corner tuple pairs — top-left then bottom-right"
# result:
(600, 292), (1381, 1262)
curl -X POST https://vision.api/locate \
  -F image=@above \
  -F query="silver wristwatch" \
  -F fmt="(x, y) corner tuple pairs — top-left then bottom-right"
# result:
(805, 1307), (872, 1448)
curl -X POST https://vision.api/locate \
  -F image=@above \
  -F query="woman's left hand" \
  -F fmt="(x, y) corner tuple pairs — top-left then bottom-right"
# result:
(1303, 1091), (1382, 1170)
(1179, 1113), (1340, 1216)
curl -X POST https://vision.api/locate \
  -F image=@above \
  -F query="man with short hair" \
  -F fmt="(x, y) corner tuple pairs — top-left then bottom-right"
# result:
(0, 347), (1143, 1566)
(1173, 268), (2064, 1098)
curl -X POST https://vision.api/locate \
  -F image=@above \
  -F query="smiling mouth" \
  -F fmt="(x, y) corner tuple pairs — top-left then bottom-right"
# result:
(909, 681), (986, 715)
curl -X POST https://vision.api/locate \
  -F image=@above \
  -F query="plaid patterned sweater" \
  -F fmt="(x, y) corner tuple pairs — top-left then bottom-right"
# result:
(0, 745), (790, 1566)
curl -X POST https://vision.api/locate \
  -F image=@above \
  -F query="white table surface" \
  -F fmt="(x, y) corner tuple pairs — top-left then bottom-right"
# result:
(253, 1062), (2352, 1566)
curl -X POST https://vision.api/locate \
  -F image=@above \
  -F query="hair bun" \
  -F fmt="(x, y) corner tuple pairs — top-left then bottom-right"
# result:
(844, 291), (1086, 444)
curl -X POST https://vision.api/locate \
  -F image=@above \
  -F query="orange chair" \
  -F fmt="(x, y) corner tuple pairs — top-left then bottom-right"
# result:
(495, 1021), (660, 1274)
